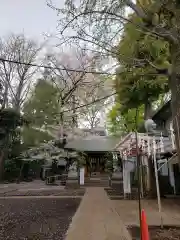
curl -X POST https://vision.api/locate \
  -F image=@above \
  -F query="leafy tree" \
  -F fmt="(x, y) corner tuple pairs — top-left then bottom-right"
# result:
(23, 78), (60, 127)
(115, 13), (169, 119)
(23, 78), (60, 147)
(22, 127), (53, 148)
(0, 108), (26, 180)
(107, 103), (144, 136)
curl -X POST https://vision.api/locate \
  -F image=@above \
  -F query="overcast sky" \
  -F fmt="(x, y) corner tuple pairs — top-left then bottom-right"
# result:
(0, 1), (116, 67)
(0, 0), (61, 43)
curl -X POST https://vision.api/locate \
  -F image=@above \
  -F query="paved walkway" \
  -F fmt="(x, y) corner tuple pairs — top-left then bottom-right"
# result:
(113, 199), (180, 226)
(65, 187), (131, 240)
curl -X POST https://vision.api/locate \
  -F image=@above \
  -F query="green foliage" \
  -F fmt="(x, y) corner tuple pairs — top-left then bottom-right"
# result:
(108, 4), (170, 135)
(4, 158), (22, 181)
(77, 152), (86, 167)
(105, 152), (113, 174)
(22, 127), (53, 148)
(0, 109), (25, 133)
(23, 79), (60, 127)
(107, 103), (144, 136)
(0, 108), (26, 148)
(0, 108), (27, 181)
(115, 13), (169, 111)
(23, 78), (60, 148)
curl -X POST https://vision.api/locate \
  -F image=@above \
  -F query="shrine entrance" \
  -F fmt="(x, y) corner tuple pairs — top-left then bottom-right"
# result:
(84, 152), (107, 177)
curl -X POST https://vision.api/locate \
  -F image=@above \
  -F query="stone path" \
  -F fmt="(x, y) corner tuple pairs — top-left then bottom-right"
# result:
(65, 187), (131, 240)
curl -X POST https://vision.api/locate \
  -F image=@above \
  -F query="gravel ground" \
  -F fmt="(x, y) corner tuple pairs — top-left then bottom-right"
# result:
(104, 188), (124, 196)
(104, 187), (138, 200)
(128, 226), (180, 240)
(1, 188), (85, 197)
(0, 198), (81, 240)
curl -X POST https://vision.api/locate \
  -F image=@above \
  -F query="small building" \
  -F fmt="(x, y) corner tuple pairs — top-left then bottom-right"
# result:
(65, 134), (119, 177)
(114, 100), (180, 198)
(152, 100), (180, 195)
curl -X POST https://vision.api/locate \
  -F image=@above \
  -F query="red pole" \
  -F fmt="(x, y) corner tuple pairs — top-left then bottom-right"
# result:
(141, 209), (149, 240)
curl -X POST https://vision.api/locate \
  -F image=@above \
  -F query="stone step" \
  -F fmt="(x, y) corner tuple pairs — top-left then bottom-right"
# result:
(85, 179), (109, 182)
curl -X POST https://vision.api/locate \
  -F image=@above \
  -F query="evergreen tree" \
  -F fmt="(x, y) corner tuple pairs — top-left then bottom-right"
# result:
(115, 13), (169, 119)
(23, 78), (60, 147)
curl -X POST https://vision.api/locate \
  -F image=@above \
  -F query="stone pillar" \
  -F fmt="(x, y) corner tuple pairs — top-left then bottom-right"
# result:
(111, 152), (123, 190)
(66, 162), (79, 188)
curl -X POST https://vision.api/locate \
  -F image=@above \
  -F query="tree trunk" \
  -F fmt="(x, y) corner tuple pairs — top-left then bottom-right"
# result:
(0, 150), (5, 182)
(169, 43), (180, 163)
(2, 83), (8, 109)
(144, 101), (156, 197)
(144, 101), (152, 120)
(72, 94), (78, 128)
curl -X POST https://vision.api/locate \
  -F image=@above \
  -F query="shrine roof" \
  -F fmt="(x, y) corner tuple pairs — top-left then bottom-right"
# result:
(64, 136), (119, 152)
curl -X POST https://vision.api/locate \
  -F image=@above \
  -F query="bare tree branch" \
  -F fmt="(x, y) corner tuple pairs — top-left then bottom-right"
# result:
(0, 34), (42, 111)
